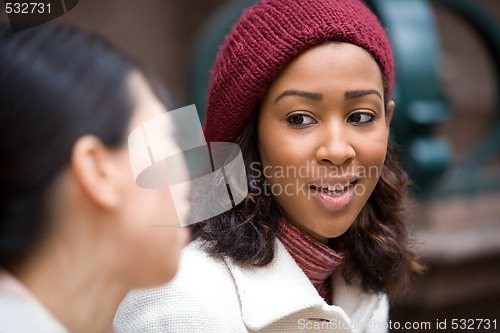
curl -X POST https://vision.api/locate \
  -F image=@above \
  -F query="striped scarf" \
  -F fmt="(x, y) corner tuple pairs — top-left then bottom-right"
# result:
(278, 220), (345, 304)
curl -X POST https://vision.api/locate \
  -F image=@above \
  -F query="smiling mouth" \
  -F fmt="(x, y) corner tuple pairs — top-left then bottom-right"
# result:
(308, 180), (357, 211)
(309, 180), (358, 197)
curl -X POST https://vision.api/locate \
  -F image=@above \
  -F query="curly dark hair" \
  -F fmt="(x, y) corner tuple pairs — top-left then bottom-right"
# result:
(191, 101), (422, 300)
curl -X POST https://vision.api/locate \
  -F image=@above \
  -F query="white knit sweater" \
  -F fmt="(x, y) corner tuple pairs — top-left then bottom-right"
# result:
(114, 240), (388, 333)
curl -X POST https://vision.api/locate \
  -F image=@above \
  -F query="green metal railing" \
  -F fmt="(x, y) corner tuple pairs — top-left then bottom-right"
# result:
(367, 0), (500, 196)
(430, 0), (500, 196)
(366, 0), (452, 193)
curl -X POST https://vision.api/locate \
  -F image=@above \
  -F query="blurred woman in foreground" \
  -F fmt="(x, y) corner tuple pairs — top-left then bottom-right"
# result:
(0, 24), (189, 333)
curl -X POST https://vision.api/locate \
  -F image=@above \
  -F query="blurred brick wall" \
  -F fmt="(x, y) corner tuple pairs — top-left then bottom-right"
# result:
(0, 0), (227, 107)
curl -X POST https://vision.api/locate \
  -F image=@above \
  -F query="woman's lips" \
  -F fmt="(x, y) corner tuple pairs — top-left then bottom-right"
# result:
(308, 180), (357, 211)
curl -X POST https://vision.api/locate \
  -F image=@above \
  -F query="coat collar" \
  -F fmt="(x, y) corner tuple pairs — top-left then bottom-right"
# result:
(224, 239), (381, 331)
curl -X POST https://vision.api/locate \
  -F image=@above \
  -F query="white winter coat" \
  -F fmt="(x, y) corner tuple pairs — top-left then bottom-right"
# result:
(114, 239), (389, 333)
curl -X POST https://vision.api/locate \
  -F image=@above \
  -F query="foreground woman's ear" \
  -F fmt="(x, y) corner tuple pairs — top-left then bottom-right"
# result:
(70, 135), (121, 209)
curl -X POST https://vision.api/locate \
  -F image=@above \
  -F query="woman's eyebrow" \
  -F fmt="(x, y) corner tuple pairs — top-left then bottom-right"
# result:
(344, 89), (382, 100)
(274, 90), (323, 103)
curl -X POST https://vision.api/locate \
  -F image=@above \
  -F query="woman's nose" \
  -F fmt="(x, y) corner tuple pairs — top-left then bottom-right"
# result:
(314, 121), (356, 166)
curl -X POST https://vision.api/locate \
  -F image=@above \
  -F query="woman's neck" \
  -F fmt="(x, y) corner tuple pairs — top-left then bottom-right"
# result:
(13, 224), (128, 333)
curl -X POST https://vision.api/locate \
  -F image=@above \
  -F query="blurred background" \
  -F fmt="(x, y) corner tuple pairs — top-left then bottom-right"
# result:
(1, 0), (499, 331)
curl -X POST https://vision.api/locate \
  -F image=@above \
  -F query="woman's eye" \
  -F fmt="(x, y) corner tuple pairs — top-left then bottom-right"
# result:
(348, 112), (374, 124)
(286, 114), (316, 127)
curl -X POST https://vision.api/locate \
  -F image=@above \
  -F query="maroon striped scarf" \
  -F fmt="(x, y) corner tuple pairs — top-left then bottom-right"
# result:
(278, 220), (345, 304)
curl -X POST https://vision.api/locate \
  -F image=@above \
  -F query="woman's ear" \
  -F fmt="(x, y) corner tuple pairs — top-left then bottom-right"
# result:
(385, 100), (395, 136)
(70, 135), (121, 210)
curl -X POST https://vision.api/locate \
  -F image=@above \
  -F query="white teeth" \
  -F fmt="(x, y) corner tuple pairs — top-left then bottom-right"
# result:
(328, 191), (344, 197)
(326, 185), (339, 191)
(325, 183), (348, 192)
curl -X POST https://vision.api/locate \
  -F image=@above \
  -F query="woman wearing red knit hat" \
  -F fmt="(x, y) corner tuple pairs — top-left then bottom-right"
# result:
(115, 0), (422, 332)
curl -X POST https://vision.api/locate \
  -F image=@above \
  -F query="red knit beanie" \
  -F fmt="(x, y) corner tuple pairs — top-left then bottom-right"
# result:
(203, 0), (394, 143)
